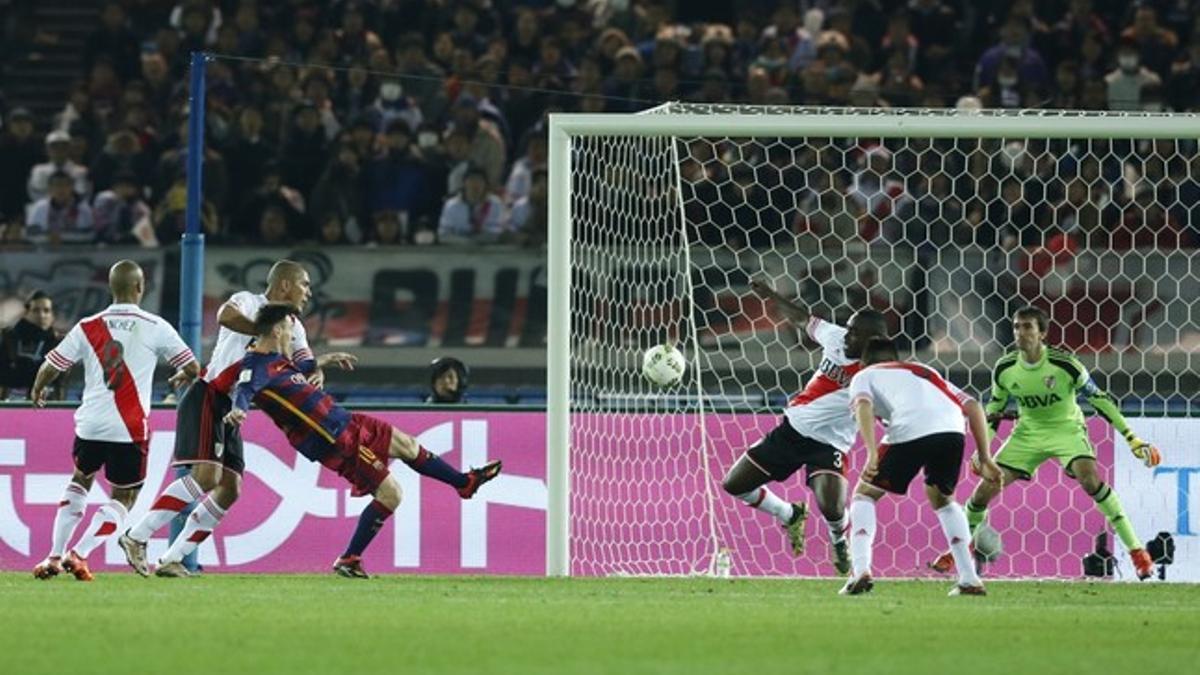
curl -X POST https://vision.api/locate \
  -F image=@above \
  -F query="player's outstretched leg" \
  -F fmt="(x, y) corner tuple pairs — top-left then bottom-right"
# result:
(811, 472), (851, 574)
(1072, 459), (1153, 580)
(929, 468), (1011, 574)
(840, 494), (876, 595)
(333, 475), (402, 579)
(388, 426), (501, 499)
(122, 469), (209, 576)
(721, 454), (806, 554)
(927, 486), (985, 596)
(34, 479), (90, 580)
(66, 496), (131, 580)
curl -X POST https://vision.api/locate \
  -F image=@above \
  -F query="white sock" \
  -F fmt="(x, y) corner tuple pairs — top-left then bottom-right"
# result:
(936, 502), (981, 587)
(735, 487), (795, 525)
(826, 513), (848, 544)
(50, 482), (89, 558)
(159, 496), (226, 565)
(129, 474), (205, 542)
(72, 500), (128, 558)
(849, 496), (877, 578)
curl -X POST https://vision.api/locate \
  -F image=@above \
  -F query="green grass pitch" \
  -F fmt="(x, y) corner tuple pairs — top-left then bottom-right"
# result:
(3, 573), (1197, 675)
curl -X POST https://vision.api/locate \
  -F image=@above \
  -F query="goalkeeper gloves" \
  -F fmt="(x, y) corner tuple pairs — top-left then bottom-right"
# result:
(1124, 430), (1162, 468)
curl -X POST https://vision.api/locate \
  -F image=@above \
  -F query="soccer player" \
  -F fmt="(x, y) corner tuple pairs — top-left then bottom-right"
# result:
(720, 280), (889, 574)
(30, 260), (199, 581)
(841, 338), (1002, 596)
(929, 306), (1162, 580)
(220, 303), (502, 578)
(118, 259), (337, 576)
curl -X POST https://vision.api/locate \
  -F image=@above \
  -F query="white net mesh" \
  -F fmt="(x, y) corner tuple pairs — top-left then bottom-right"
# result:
(565, 105), (1199, 578)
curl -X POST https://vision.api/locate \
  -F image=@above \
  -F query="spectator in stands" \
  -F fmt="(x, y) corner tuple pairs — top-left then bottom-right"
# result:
(365, 121), (431, 229)
(366, 79), (423, 135)
(316, 212), (351, 246)
(0, 290), (61, 401)
(426, 356), (469, 404)
(94, 170), (153, 246)
(878, 51), (924, 107)
(153, 172), (221, 244)
(24, 171), (94, 246)
(505, 132), (546, 204)
(451, 96), (506, 190)
(438, 167), (506, 244)
(28, 130), (90, 204)
(235, 160), (306, 241)
(508, 168), (547, 248)
(1106, 38), (1161, 111)
(908, 0), (958, 83)
(84, 2), (141, 83)
(1168, 36), (1200, 110)
(975, 19), (1050, 92)
(224, 105), (276, 215)
(90, 129), (150, 194)
(280, 102), (330, 200)
(1121, 6), (1178, 79)
(369, 209), (408, 246)
(0, 107), (41, 232)
(311, 144), (365, 244)
(977, 58), (1031, 109)
(395, 33), (447, 121)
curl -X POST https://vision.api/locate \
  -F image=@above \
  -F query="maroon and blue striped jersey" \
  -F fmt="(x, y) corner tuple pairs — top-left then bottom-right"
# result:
(231, 351), (350, 461)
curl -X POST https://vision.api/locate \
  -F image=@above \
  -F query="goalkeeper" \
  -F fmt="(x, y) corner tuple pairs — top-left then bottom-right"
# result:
(931, 306), (1161, 580)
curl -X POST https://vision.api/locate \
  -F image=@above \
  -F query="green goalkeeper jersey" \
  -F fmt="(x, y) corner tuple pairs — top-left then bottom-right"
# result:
(984, 346), (1132, 437)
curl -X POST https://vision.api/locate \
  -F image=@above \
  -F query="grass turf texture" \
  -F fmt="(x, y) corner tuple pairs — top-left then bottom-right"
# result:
(2, 573), (1197, 675)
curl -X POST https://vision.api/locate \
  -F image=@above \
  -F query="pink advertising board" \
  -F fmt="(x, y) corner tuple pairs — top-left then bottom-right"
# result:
(0, 409), (547, 574)
(572, 414), (1114, 579)
(1, 408), (1113, 578)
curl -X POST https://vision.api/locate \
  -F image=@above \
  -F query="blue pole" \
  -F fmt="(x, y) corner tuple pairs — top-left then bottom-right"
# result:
(180, 51), (207, 358)
(174, 51), (207, 573)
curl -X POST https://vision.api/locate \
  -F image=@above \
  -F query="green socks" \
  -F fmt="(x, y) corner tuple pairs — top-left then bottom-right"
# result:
(965, 500), (987, 535)
(1092, 484), (1141, 552)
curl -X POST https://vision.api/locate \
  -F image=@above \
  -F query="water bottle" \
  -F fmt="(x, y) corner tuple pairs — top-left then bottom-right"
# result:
(714, 548), (732, 578)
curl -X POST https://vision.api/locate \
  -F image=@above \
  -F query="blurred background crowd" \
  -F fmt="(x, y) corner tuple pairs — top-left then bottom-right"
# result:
(0, 0), (1199, 252)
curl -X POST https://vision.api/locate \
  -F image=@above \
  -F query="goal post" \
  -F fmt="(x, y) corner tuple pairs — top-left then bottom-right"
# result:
(547, 106), (1200, 578)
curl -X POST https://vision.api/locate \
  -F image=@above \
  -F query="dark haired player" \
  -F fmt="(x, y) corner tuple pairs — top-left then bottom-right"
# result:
(218, 303), (502, 578)
(841, 337), (1001, 596)
(928, 306), (1162, 580)
(720, 280), (889, 574)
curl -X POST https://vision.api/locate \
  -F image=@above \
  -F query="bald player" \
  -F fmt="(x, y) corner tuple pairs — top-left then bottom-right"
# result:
(119, 260), (355, 576)
(31, 260), (200, 581)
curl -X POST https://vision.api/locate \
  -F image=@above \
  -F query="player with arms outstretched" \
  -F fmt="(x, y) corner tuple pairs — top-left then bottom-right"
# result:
(842, 338), (1002, 596)
(222, 303), (502, 578)
(720, 280), (888, 573)
(930, 306), (1162, 580)
(31, 260), (199, 581)
(119, 260), (352, 576)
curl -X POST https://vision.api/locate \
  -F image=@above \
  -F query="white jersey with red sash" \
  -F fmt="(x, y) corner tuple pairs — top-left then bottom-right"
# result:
(847, 360), (974, 445)
(783, 317), (864, 451)
(202, 291), (314, 395)
(44, 303), (195, 445)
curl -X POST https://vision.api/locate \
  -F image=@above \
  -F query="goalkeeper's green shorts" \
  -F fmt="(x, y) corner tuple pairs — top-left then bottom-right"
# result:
(994, 424), (1097, 480)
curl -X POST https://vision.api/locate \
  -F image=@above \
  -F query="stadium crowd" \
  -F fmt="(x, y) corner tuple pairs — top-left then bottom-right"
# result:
(0, 0), (1198, 250)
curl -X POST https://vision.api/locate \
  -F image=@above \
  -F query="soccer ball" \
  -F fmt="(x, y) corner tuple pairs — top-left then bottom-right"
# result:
(972, 523), (1003, 563)
(642, 344), (686, 387)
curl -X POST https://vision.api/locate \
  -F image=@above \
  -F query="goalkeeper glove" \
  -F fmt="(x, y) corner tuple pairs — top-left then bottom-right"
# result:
(1124, 431), (1162, 468)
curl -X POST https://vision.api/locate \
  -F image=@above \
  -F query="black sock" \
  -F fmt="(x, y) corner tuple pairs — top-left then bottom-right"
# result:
(342, 499), (393, 558)
(406, 447), (468, 489)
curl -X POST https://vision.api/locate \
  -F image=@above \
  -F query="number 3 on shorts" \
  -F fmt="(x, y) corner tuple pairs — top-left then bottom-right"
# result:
(832, 452), (843, 470)
(100, 339), (126, 391)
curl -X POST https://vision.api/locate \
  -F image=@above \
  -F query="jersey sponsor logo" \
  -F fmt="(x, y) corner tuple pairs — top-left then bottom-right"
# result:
(1017, 393), (1063, 408)
(818, 358), (853, 386)
(1043, 376), (1057, 390)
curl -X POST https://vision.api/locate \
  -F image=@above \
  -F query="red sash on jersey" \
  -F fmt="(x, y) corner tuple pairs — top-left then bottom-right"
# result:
(875, 362), (965, 411)
(81, 317), (149, 446)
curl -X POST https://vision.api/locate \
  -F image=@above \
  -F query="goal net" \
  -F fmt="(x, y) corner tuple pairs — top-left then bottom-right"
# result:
(547, 105), (1200, 579)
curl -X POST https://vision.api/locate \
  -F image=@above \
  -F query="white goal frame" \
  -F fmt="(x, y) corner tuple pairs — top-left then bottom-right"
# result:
(545, 108), (1200, 577)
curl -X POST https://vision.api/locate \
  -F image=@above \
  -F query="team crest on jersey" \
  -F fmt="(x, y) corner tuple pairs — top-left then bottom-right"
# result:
(1043, 376), (1056, 390)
